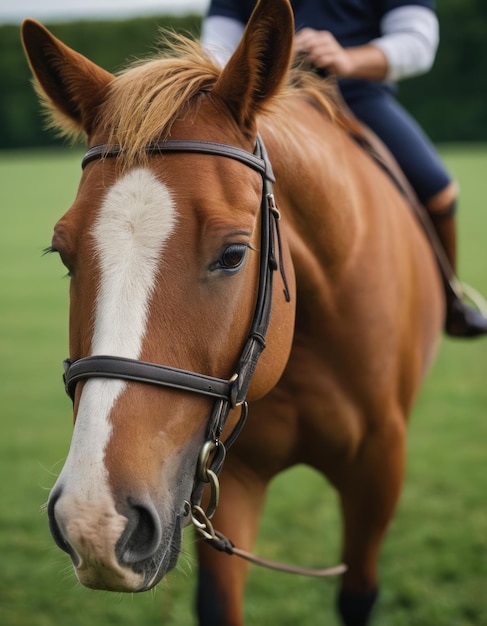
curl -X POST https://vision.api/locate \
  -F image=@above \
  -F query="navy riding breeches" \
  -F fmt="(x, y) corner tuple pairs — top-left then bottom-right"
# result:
(341, 81), (452, 204)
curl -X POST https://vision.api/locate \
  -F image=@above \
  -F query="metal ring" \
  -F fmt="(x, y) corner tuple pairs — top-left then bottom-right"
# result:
(196, 440), (217, 483)
(205, 469), (220, 520)
(191, 505), (217, 540)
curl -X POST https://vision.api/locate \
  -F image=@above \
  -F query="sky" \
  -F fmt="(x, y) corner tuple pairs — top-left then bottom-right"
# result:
(0, 0), (210, 24)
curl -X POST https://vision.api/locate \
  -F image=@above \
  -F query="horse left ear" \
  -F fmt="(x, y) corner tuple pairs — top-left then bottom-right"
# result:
(212, 0), (294, 131)
(21, 19), (114, 138)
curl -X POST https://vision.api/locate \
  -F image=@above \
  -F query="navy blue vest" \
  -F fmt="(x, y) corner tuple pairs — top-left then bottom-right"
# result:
(208, 0), (436, 49)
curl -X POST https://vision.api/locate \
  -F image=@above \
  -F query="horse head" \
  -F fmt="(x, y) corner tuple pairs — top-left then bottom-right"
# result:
(22, 0), (296, 592)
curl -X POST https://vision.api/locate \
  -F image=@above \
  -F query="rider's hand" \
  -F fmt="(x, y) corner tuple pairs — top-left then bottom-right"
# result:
(293, 28), (389, 81)
(294, 28), (354, 77)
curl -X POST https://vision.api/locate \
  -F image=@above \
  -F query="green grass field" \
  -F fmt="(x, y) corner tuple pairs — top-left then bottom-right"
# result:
(1, 146), (486, 626)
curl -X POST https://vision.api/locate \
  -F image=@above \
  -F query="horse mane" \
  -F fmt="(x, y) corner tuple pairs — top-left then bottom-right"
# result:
(48, 31), (353, 167)
(98, 33), (221, 166)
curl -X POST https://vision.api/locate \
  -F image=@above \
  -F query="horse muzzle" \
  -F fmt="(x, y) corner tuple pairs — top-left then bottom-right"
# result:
(47, 487), (184, 591)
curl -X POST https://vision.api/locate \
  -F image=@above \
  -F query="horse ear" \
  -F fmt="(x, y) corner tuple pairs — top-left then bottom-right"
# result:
(21, 19), (114, 138)
(212, 0), (294, 130)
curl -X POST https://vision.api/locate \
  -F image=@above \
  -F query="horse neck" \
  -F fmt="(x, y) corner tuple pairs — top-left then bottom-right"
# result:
(261, 101), (366, 279)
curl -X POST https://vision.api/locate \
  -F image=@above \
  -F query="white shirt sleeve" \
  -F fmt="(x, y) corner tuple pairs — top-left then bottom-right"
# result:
(201, 15), (245, 66)
(371, 5), (439, 82)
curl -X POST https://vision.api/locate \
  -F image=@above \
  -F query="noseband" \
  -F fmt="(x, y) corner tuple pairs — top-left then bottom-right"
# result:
(63, 135), (290, 519)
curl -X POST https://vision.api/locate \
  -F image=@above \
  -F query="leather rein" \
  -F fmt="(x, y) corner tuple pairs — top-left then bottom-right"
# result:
(63, 135), (345, 579)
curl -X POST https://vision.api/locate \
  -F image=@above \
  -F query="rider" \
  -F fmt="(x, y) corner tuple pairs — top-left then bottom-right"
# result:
(201, 0), (487, 338)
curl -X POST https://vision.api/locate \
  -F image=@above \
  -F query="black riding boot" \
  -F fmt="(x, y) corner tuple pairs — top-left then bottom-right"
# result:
(445, 297), (487, 337)
(429, 208), (487, 338)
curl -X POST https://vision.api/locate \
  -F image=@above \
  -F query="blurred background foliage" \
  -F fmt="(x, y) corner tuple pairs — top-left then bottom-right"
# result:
(0, 0), (486, 149)
(0, 14), (201, 149)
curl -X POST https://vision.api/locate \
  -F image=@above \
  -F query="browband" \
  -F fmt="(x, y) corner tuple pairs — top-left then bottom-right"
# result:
(82, 139), (275, 182)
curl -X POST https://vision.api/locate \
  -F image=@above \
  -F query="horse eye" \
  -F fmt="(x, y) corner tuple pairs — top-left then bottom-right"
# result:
(217, 244), (249, 271)
(44, 245), (73, 277)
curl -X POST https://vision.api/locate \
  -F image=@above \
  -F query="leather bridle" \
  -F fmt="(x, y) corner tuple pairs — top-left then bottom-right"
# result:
(61, 134), (346, 579)
(63, 135), (289, 519)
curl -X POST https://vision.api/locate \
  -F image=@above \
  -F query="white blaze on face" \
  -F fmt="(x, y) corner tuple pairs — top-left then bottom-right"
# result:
(53, 168), (177, 573)
(91, 167), (177, 358)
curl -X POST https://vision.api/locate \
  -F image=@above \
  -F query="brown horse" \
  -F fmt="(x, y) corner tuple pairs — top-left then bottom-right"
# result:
(22, 0), (444, 624)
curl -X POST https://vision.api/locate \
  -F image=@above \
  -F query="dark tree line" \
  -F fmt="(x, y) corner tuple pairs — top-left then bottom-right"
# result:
(1, 1), (486, 150)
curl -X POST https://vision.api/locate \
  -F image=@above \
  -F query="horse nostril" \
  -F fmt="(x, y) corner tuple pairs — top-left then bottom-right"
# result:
(118, 500), (162, 564)
(47, 488), (80, 566)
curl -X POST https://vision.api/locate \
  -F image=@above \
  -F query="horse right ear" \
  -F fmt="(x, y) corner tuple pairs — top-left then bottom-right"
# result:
(212, 0), (294, 132)
(21, 19), (114, 139)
